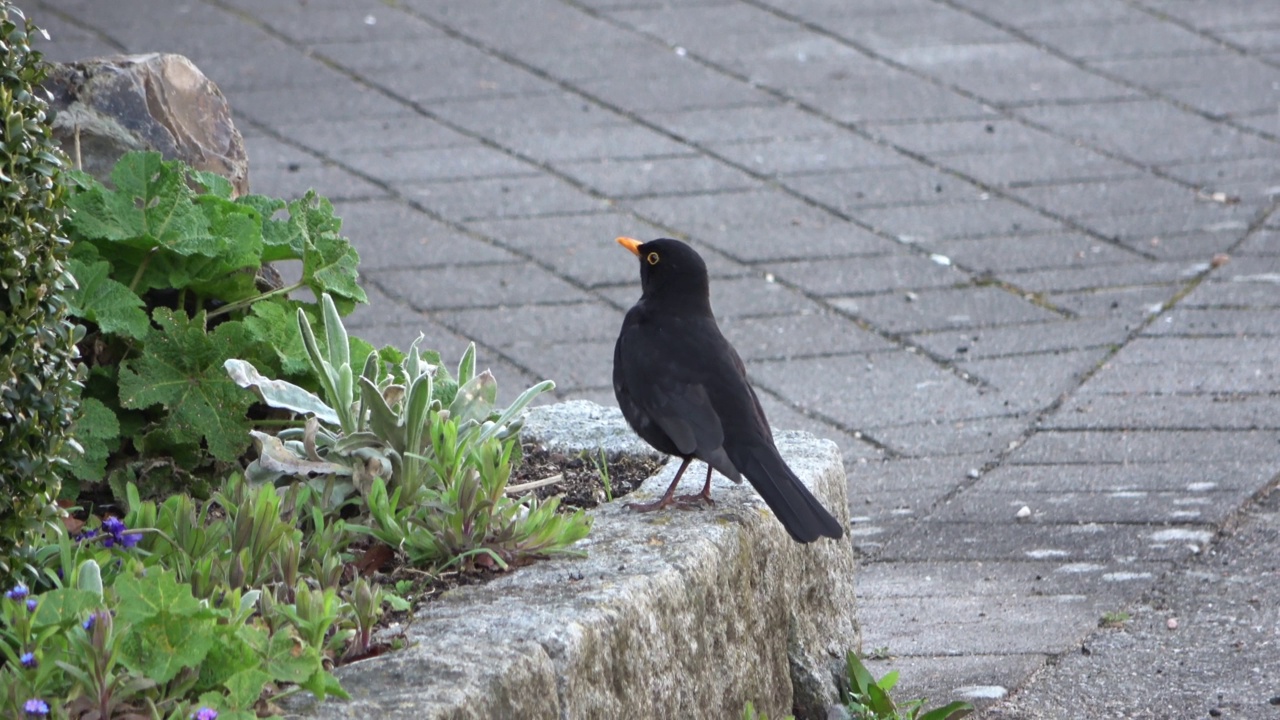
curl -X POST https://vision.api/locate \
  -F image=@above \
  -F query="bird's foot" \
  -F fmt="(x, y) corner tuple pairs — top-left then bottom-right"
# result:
(674, 492), (714, 508)
(625, 497), (676, 513)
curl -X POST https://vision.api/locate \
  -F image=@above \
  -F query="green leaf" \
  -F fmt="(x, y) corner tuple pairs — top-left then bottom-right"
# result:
(65, 257), (150, 340)
(113, 568), (205, 623)
(30, 587), (101, 629)
(222, 667), (273, 709)
(263, 627), (323, 684)
(118, 309), (256, 462)
(917, 701), (975, 720)
(224, 359), (339, 425)
(266, 192), (366, 304)
(64, 397), (121, 482)
(242, 300), (312, 376)
(113, 570), (217, 684)
(68, 151), (217, 255)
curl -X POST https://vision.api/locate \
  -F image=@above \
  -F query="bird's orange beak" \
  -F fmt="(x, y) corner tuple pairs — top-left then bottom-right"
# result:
(616, 236), (642, 256)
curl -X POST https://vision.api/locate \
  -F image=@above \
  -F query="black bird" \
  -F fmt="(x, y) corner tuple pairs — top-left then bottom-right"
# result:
(612, 237), (844, 543)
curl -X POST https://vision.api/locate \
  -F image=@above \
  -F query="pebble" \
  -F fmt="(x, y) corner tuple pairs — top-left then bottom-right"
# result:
(1167, 617), (1178, 630)
(1015, 505), (1032, 519)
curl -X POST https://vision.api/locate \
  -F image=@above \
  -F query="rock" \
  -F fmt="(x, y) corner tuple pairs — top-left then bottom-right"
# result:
(288, 401), (860, 719)
(43, 53), (248, 196)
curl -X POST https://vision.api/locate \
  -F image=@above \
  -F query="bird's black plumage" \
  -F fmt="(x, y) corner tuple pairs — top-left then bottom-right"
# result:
(612, 237), (843, 543)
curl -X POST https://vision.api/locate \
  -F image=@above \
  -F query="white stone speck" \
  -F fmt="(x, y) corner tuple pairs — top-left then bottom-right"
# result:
(1150, 528), (1213, 544)
(956, 685), (1007, 699)
(1025, 549), (1069, 559)
(1103, 572), (1153, 582)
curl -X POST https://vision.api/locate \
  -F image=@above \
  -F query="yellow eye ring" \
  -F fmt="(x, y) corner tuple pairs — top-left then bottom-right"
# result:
(646, 252), (660, 265)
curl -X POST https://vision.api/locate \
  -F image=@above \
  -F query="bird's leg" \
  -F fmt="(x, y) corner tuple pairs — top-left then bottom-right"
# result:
(625, 457), (692, 513)
(675, 464), (715, 507)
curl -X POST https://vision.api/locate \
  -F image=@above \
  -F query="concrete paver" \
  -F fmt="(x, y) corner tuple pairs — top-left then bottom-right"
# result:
(27, 0), (1280, 714)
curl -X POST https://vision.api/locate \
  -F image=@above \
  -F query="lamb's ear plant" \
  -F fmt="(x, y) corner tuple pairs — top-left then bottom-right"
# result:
(229, 293), (591, 574)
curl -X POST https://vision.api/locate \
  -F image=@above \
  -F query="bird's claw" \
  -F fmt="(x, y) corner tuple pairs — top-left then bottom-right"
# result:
(625, 498), (674, 514)
(675, 493), (714, 508)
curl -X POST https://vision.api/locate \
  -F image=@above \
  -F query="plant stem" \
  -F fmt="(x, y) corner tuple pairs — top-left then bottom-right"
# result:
(206, 281), (304, 320)
(128, 248), (158, 293)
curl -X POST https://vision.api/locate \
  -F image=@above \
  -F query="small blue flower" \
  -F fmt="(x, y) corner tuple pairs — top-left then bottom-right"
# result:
(20, 652), (37, 669)
(26, 598), (37, 612)
(82, 614), (96, 631)
(6, 584), (29, 600)
(102, 517), (125, 535)
(191, 708), (218, 720)
(23, 698), (49, 716)
(75, 528), (98, 543)
(122, 532), (143, 549)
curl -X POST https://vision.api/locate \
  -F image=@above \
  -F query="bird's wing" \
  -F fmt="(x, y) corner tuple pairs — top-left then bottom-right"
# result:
(616, 315), (741, 480)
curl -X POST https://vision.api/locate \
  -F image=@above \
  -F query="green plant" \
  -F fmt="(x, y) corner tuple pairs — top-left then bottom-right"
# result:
(589, 448), (614, 502)
(1100, 610), (1130, 629)
(61, 150), (370, 493)
(741, 700), (793, 720)
(0, 2), (83, 582)
(844, 653), (973, 720)
(231, 294), (590, 573)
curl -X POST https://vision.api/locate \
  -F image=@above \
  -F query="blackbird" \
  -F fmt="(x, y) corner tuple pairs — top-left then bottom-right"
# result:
(612, 237), (844, 543)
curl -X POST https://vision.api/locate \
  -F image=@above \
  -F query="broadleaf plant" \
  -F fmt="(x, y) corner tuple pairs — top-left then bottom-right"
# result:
(62, 150), (372, 494)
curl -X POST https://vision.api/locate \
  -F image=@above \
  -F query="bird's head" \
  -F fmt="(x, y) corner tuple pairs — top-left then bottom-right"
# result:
(616, 237), (711, 303)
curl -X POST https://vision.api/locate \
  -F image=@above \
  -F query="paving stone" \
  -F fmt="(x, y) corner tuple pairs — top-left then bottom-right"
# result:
(881, 520), (1212, 563)
(781, 165), (980, 211)
(1080, 204), (1256, 244)
(892, 43), (1136, 106)
(1012, 430), (1280, 464)
(919, 233), (1140, 274)
(958, 348), (1109, 411)
(793, 75), (995, 124)
(863, 415), (1027, 458)
(855, 199), (1067, 242)
(859, 593), (1113, 657)
(437, 301), (620, 347)
(1048, 285), (1180, 326)
(701, 276), (823, 319)
(706, 135), (909, 176)
(331, 199), (517, 270)
(766, 253), (960, 298)
(857, 558), (1165, 602)
(230, 83), (409, 126)
(1050, 393), (1280, 431)
(1232, 228), (1280, 256)
(626, 190), (900, 262)
(579, 69), (773, 113)
(932, 485), (1253, 525)
(1097, 334), (1280, 369)
(1017, 100), (1276, 164)
(941, 147), (1144, 188)
(641, 103), (837, 144)
(404, 175), (610, 222)
(832, 286), (1060, 334)
(378, 263), (588, 311)
(1141, 307), (1280, 336)
(243, 136), (389, 201)
(751, 351), (1008, 430)
(868, 118), (1058, 157)
(1183, 277), (1280, 307)
(499, 338), (614, 392)
(273, 116), (473, 154)
(253, 5), (447, 44)
(909, 319), (1128, 361)
(1003, 261), (1196, 293)
(1024, 21), (1226, 60)
(983, 461), (1277, 493)
(851, 455), (992, 497)
(556, 155), (760, 198)
(500, 124), (694, 163)
(948, 0), (1149, 28)
(466, 213), (681, 289)
(1010, 176), (1202, 218)
(720, 311), (894, 360)
(343, 145), (538, 185)
(427, 92), (628, 137)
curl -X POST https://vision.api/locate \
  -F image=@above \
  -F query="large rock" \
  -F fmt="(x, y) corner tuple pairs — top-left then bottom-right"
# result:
(288, 401), (860, 720)
(43, 53), (248, 195)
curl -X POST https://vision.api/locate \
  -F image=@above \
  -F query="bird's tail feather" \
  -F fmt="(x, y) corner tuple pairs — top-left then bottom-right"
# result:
(737, 445), (843, 543)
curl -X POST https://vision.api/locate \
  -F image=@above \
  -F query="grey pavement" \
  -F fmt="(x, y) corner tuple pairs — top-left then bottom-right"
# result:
(28, 0), (1280, 715)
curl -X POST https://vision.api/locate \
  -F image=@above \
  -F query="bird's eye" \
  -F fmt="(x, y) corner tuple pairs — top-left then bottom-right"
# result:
(646, 252), (660, 265)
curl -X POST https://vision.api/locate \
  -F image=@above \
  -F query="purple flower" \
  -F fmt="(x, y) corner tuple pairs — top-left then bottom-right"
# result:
(102, 517), (125, 535)
(20, 652), (37, 669)
(6, 584), (29, 600)
(26, 598), (37, 612)
(191, 708), (218, 720)
(122, 532), (143, 549)
(82, 614), (96, 631)
(23, 698), (49, 716)
(75, 528), (98, 543)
